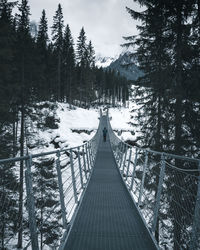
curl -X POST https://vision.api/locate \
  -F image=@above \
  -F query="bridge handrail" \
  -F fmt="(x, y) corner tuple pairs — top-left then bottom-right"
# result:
(107, 110), (200, 250)
(0, 109), (102, 250)
(108, 125), (200, 165)
(0, 126), (100, 164)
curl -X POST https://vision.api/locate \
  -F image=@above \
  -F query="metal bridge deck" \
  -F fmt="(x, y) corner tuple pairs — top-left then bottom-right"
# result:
(63, 117), (157, 250)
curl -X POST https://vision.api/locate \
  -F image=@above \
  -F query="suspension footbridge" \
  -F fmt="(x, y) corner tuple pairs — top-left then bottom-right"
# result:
(63, 115), (157, 250)
(0, 110), (200, 250)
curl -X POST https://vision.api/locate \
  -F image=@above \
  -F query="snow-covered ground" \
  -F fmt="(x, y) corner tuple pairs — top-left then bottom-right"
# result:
(27, 101), (139, 156)
(109, 100), (141, 143)
(28, 103), (100, 155)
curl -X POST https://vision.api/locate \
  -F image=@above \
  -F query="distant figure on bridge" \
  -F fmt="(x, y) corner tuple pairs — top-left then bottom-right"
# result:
(103, 127), (108, 142)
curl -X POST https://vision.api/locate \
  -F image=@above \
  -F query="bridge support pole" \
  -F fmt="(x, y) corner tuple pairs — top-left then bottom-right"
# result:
(138, 151), (148, 206)
(88, 142), (93, 168)
(25, 154), (39, 250)
(85, 144), (91, 173)
(116, 142), (122, 164)
(56, 151), (68, 229)
(190, 161), (200, 250)
(88, 141), (93, 165)
(82, 145), (88, 180)
(122, 145), (128, 174)
(91, 141), (95, 162)
(130, 148), (138, 191)
(70, 149), (78, 203)
(119, 144), (125, 170)
(91, 141), (96, 164)
(152, 154), (166, 234)
(126, 148), (132, 181)
(77, 147), (84, 189)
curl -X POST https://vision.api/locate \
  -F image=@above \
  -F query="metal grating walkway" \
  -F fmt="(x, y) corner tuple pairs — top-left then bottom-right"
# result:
(63, 116), (157, 250)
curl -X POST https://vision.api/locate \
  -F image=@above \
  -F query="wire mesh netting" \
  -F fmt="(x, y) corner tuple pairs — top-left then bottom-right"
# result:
(0, 112), (102, 250)
(107, 114), (200, 250)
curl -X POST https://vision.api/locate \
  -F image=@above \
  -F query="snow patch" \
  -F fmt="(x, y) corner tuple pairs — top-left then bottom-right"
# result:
(29, 103), (99, 155)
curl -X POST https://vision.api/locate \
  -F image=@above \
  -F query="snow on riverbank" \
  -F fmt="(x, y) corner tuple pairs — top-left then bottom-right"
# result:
(29, 103), (99, 155)
(109, 101), (140, 143)
(28, 100), (140, 156)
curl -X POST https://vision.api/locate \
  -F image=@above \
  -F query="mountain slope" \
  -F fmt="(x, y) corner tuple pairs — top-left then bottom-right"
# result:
(95, 55), (117, 68)
(95, 53), (143, 81)
(108, 53), (143, 81)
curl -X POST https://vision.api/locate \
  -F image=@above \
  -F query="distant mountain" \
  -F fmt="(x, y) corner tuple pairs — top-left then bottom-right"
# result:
(30, 21), (38, 38)
(108, 53), (143, 81)
(95, 55), (117, 68)
(95, 53), (143, 81)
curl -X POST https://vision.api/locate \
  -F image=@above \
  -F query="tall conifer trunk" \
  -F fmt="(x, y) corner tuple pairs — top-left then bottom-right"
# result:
(17, 102), (25, 248)
(173, 2), (183, 248)
(155, 94), (162, 242)
(58, 51), (61, 101)
(18, 49), (25, 248)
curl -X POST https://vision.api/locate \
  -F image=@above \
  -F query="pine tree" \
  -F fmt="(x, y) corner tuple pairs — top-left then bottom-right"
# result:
(0, 0), (17, 125)
(0, 2), (19, 248)
(76, 27), (87, 103)
(62, 24), (75, 103)
(36, 9), (49, 100)
(84, 40), (96, 106)
(51, 3), (64, 101)
(125, 0), (172, 150)
(125, 0), (175, 245)
(87, 40), (95, 68)
(37, 9), (48, 50)
(16, 0), (31, 247)
(76, 27), (87, 67)
(164, 2), (195, 249)
(33, 159), (62, 249)
(0, 164), (19, 249)
(125, 0), (199, 248)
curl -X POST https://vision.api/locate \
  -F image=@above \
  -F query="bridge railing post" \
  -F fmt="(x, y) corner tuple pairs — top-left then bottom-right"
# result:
(88, 142), (93, 168)
(91, 140), (96, 163)
(56, 150), (68, 229)
(116, 142), (122, 164)
(25, 154), (39, 250)
(91, 140), (95, 161)
(85, 144), (91, 173)
(190, 161), (200, 250)
(122, 144), (128, 174)
(92, 139), (97, 163)
(119, 144), (125, 170)
(126, 148), (132, 181)
(77, 147), (84, 189)
(82, 145), (88, 180)
(151, 154), (166, 234)
(70, 149), (78, 204)
(138, 151), (148, 206)
(130, 148), (138, 191)
(88, 141), (93, 165)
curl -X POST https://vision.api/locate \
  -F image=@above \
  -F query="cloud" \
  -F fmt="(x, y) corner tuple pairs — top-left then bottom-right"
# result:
(27, 0), (140, 56)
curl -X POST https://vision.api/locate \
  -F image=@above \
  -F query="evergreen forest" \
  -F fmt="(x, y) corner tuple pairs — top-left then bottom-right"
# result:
(0, 1), (130, 248)
(0, 0), (130, 160)
(125, 0), (200, 159)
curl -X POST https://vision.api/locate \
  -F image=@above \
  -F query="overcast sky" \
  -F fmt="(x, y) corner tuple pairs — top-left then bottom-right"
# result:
(27, 0), (141, 57)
